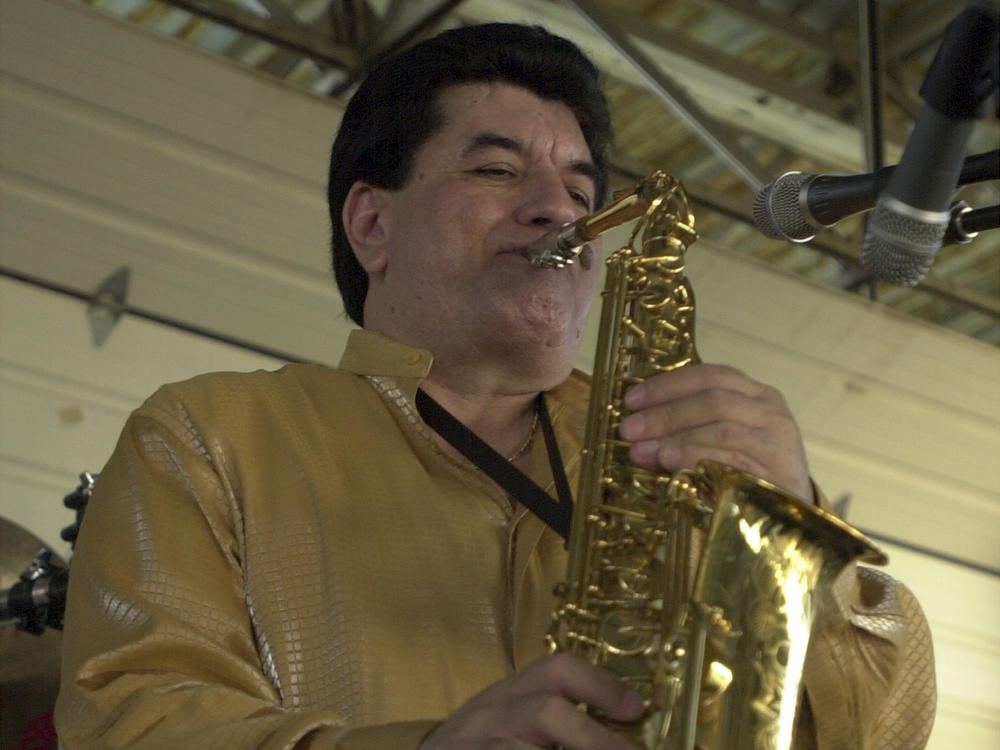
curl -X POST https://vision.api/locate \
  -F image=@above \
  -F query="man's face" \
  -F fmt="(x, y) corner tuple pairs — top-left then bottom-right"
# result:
(362, 82), (603, 382)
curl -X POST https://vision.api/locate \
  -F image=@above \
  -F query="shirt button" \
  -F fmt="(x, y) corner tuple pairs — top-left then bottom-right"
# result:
(405, 353), (421, 365)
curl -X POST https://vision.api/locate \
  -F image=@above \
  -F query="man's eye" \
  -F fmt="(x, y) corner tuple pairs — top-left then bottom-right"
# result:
(569, 190), (592, 210)
(475, 166), (514, 177)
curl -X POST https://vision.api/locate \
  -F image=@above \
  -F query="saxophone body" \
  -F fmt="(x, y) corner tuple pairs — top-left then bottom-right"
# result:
(542, 171), (886, 750)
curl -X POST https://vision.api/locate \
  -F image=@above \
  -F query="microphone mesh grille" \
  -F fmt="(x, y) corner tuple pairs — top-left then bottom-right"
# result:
(861, 203), (945, 286)
(752, 172), (815, 241)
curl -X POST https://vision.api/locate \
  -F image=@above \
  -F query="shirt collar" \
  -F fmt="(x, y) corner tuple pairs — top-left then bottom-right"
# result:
(338, 328), (434, 401)
(338, 327), (591, 426)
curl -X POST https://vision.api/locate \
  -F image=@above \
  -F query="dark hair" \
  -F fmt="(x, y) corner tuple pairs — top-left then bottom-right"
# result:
(327, 23), (613, 326)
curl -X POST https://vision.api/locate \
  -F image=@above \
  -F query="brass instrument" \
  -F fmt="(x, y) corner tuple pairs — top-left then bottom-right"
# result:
(539, 171), (887, 750)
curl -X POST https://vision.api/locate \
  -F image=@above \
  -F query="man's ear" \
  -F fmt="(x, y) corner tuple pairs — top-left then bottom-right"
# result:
(342, 182), (390, 274)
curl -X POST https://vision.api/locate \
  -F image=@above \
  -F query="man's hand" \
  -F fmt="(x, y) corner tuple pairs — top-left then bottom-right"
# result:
(620, 364), (813, 502)
(418, 654), (644, 750)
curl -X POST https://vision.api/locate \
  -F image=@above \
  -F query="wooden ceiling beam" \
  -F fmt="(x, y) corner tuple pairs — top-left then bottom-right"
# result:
(455, 0), (903, 170)
(370, 0), (467, 57)
(684, 0), (858, 66)
(161, 0), (359, 68)
(884, 0), (964, 62)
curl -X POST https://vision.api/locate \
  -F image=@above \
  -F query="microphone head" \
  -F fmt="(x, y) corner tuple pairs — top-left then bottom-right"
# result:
(861, 197), (948, 286)
(752, 172), (817, 242)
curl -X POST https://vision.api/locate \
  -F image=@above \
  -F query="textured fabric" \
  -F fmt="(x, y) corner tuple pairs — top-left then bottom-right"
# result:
(803, 566), (937, 749)
(56, 329), (935, 749)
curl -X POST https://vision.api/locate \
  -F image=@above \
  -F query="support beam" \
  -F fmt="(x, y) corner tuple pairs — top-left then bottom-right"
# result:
(162, 0), (359, 69)
(248, 0), (300, 27)
(455, 0), (902, 169)
(858, 0), (885, 170)
(688, 0), (857, 67)
(885, 0), (963, 61)
(566, 0), (768, 190)
(370, 0), (467, 58)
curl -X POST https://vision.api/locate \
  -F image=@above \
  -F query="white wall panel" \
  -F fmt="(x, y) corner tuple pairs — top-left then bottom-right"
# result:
(882, 544), (1000, 748)
(1, 1), (997, 747)
(1, 0), (346, 365)
(684, 244), (1000, 570)
(0, 277), (283, 559)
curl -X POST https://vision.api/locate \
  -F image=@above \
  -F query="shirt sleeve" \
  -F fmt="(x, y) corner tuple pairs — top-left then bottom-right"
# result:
(54, 399), (438, 750)
(798, 510), (937, 749)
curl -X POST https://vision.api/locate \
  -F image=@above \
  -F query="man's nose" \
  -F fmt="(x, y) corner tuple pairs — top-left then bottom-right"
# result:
(516, 169), (581, 229)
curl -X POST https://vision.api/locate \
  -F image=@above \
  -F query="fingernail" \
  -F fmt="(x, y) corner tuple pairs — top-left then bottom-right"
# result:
(623, 384), (645, 408)
(619, 413), (644, 439)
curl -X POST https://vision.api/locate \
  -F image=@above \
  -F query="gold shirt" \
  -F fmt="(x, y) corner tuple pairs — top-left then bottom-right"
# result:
(56, 329), (935, 749)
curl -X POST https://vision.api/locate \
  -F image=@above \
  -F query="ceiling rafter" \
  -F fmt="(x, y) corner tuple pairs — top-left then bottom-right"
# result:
(71, 0), (1000, 344)
(163, 0), (359, 68)
(250, 0), (301, 26)
(323, 0), (379, 48)
(884, 0), (966, 61)
(609, 6), (859, 130)
(568, 0), (769, 190)
(370, 0), (468, 58)
(324, 0), (468, 94)
(454, 0), (898, 169)
(683, 0), (858, 66)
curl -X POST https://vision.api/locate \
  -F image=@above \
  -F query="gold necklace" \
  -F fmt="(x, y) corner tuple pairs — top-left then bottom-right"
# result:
(506, 409), (540, 462)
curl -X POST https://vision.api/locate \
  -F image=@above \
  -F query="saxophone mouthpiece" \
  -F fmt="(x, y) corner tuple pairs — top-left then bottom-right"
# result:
(531, 220), (594, 269)
(531, 180), (654, 268)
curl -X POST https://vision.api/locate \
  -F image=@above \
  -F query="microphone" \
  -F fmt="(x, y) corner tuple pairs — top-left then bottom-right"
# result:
(751, 151), (998, 242)
(862, 2), (999, 285)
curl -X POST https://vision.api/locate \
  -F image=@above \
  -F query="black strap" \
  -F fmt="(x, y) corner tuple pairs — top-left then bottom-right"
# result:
(414, 389), (574, 540)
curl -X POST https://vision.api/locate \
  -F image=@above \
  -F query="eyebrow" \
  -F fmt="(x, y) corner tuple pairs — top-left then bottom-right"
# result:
(462, 131), (601, 191)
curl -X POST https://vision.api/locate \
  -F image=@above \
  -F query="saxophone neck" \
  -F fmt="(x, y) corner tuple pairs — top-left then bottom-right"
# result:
(532, 171), (677, 268)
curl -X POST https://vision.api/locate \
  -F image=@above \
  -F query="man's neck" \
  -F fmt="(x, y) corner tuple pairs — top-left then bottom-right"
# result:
(418, 374), (540, 463)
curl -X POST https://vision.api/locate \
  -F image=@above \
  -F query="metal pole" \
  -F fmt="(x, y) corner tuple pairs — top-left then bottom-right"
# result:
(564, 0), (768, 191)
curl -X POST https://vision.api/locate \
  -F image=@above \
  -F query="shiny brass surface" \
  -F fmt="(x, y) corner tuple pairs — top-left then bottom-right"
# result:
(546, 171), (886, 749)
(533, 184), (652, 268)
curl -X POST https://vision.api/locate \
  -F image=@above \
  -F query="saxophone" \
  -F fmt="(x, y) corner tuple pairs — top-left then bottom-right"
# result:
(535, 171), (887, 750)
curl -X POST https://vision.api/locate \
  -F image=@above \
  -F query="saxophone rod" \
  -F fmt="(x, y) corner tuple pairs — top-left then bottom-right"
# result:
(532, 192), (650, 269)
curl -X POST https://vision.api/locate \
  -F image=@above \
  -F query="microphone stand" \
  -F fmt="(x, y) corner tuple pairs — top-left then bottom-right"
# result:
(944, 202), (1000, 244)
(0, 472), (95, 635)
(0, 551), (69, 634)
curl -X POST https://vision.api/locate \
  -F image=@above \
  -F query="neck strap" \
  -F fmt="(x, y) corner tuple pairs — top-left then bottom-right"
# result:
(414, 388), (574, 540)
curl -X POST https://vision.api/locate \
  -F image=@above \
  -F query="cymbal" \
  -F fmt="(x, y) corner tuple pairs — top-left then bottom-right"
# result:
(1, 516), (64, 750)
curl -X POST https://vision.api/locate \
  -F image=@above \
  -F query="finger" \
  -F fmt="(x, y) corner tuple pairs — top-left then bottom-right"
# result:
(620, 387), (791, 443)
(623, 364), (785, 411)
(629, 425), (812, 500)
(511, 691), (638, 750)
(628, 423), (772, 478)
(516, 654), (644, 722)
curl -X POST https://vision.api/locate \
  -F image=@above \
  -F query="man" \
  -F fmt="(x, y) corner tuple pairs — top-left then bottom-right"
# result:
(56, 23), (935, 750)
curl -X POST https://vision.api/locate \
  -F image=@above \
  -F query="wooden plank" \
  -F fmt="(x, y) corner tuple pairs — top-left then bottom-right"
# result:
(0, 278), (284, 555)
(0, 176), (346, 365)
(0, 0), (342, 181)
